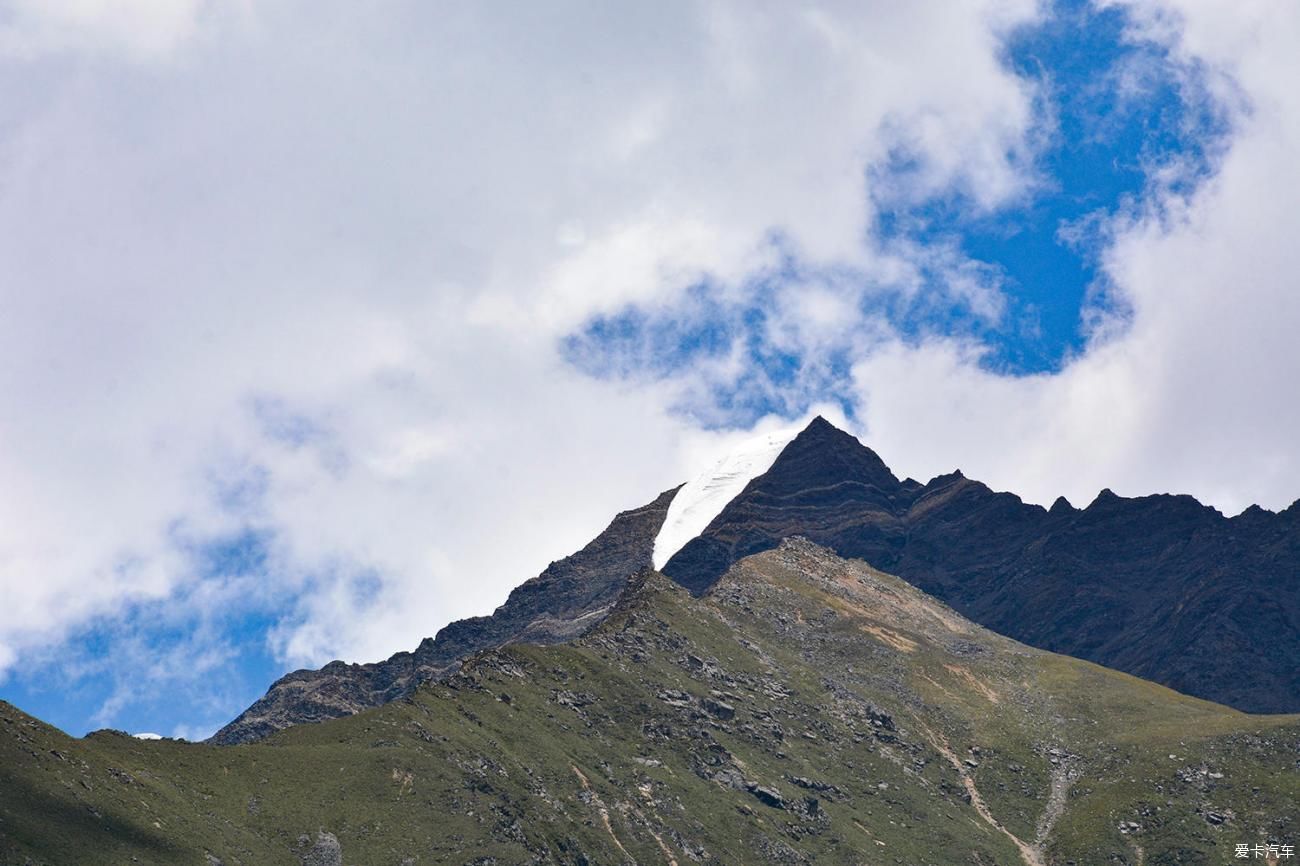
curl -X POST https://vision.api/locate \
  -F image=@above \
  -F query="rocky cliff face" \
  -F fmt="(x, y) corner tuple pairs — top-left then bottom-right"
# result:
(210, 486), (678, 744)
(664, 417), (1300, 713)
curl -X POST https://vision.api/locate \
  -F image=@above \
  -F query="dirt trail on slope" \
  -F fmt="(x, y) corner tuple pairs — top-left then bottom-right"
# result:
(916, 723), (1045, 866)
(1035, 756), (1076, 852)
(572, 764), (635, 863)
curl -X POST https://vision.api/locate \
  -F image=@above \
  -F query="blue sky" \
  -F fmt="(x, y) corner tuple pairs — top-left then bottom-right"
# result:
(566, 0), (1230, 426)
(2, 0), (1298, 741)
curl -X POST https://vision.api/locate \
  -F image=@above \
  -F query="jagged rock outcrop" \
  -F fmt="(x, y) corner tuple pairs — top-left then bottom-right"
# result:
(211, 486), (678, 744)
(299, 832), (342, 866)
(663, 417), (1300, 713)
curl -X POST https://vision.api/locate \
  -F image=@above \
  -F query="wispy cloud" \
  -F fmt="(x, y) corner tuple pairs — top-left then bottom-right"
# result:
(0, 0), (227, 62)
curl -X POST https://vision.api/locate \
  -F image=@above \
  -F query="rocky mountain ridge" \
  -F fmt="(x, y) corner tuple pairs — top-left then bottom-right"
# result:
(211, 486), (679, 744)
(663, 417), (1300, 713)
(216, 416), (1300, 743)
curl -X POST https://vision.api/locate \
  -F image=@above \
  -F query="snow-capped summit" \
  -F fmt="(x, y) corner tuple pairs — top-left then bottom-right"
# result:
(211, 411), (1300, 744)
(652, 425), (802, 569)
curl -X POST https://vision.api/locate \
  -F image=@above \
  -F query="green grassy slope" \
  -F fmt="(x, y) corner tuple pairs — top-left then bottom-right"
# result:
(2, 538), (1296, 865)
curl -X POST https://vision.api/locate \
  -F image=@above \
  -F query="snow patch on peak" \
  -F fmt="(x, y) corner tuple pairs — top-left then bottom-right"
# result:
(653, 426), (801, 569)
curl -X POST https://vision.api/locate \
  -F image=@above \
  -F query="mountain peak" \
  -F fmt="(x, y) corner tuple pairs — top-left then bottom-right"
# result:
(653, 417), (891, 571)
(1089, 487), (1122, 508)
(797, 413), (862, 444)
(660, 418), (905, 593)
(760, 415), (899, 496)
(1049, 495), (1076, 515)
(652, 425), (803, 569)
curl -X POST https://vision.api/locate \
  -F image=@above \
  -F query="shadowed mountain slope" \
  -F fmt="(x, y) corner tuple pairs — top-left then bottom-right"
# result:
(211, 486), (678, 744)
(663, 417), (1300, 713)
(3, 541), (1295, 865)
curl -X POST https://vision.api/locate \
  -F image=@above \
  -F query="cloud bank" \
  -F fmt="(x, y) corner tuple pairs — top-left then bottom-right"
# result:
(1, 0), (1297, 735)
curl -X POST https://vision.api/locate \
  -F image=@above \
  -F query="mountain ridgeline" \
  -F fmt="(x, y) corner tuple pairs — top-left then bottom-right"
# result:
(4, 419), (1300, 865)
(215, 416), (1299, 745)
(663, 417), (1300, 714)
(211, 486), (679, 744)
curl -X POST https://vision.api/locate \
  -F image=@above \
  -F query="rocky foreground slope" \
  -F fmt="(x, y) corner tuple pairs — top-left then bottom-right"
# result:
(4, 540), (1295, 865)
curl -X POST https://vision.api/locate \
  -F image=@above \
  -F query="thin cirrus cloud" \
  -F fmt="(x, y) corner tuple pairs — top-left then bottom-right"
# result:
(1, 0), (1295, 739)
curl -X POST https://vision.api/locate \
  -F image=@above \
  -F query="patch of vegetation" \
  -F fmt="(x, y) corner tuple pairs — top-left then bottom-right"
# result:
(2, 539), (1296, 864)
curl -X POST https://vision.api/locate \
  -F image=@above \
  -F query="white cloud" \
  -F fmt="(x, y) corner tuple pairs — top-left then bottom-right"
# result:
(170, 722), (219, 742)
(0, 0), (1049, 701)
(0, 0), (228, 61)
(850, 1), (1300, 516)
(6, 0), (1299, 738)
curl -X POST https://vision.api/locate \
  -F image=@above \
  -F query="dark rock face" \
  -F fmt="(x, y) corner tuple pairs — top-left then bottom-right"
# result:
(211, 486), (678, 744)
(664, 416), (1300, 713)
(666, 418), (907, 595)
